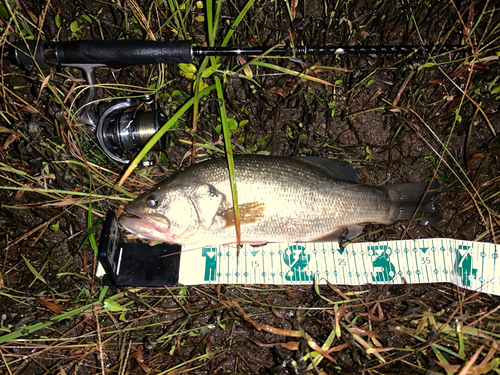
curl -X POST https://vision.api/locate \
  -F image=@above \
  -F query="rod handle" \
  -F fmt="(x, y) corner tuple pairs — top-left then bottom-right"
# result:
(56, 40), (193, 68)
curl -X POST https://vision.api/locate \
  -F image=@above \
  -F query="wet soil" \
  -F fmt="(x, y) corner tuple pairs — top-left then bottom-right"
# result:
(0, 0), (499, 374)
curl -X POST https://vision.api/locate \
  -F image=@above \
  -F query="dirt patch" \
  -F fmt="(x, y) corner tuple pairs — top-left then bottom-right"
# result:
(1, 0), (499, 373)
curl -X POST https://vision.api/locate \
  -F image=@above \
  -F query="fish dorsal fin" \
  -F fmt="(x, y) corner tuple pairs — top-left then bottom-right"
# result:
(221, 201), (266, 228)
(298, 157), (358, 183)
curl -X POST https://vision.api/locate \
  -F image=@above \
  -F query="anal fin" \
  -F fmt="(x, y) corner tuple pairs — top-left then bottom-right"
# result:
(250, 242), (268, 247)
(311, 225), (363, 242)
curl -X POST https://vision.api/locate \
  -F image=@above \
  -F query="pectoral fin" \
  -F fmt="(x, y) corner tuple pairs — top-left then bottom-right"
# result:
(221, 201), (266, 228)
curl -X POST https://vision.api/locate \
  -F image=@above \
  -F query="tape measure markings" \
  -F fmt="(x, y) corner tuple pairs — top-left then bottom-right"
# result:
(178, 239), (499, 295)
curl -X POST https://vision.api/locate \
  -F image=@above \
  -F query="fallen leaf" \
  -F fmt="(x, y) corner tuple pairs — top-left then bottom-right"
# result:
(388, 27), (406, 39)
(249, 338), (300, 350)
(270, 87), (287, 99)
(2, 132), (18, 150)
(290, 0), (298, 19)
(36, 296), (63, 314)
(38, 73), (53, 100)
(464, 1), (474, 37)
(428, 77), (445, 84)
(14, 189), (24, 201)
(0, 126), (15, 133)
(392, 70), (415, 106)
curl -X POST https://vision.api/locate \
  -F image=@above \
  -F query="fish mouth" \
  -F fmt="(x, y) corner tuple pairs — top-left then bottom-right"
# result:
(119, 213), (173, 243)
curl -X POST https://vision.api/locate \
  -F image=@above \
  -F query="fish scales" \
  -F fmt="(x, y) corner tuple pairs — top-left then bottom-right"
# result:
(120, 155), (440, 246)
(181, 157), (389, 243)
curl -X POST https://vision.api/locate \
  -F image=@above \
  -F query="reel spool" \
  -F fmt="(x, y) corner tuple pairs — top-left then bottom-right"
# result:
(96, 98), (168, 164)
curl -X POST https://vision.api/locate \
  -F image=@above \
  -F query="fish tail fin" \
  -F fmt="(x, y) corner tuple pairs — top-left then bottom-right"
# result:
(383, 180), (441, 225)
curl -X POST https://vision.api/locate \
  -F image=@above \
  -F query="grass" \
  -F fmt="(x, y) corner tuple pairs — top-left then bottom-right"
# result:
(0, 0), (499, 373)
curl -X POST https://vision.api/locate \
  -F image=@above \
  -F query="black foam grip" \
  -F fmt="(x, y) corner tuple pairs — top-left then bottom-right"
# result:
(14, 40), (49, 70)
(57, 40), (193, 68)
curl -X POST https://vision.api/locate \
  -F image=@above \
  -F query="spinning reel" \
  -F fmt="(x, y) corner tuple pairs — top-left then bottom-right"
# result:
(7, 40), (184, 165)
(95, 97), (168, 164)
(6, 39), (466, 165)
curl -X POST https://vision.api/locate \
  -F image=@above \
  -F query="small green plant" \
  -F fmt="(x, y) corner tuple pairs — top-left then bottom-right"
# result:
(365, 145), (372, 162)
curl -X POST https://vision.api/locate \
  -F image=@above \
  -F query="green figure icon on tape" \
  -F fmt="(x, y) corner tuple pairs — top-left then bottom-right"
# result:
(202, 247), (217, 282)
(284, 245), (314, 282)
(369, 245), (396, 282)
(454, 245), (478, 287)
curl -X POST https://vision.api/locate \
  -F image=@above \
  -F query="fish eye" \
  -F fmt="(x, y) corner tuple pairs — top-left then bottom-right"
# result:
(207, 186), (217, 197)
(146, 195), (159, 207)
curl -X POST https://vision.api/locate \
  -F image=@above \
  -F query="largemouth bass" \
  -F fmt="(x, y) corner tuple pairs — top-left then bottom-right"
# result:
(120, 155), (440, 246)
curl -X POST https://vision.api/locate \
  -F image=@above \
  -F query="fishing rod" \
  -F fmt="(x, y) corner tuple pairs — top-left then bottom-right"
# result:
(5, 40), (467, 165)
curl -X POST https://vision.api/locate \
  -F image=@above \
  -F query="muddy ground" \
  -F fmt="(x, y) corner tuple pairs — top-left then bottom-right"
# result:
(0, 0), (499, 374)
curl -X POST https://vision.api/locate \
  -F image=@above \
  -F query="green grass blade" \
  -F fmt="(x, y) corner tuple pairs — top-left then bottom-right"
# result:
(220, 0), (256, 47)
(215, 76), (241, 245)
(248, 61), (334, 86)
(192, 57), (211, 133)
(120, 84), (216, 185)
(0, 302), (101, 344)
(20, 254), (47, 285)
(206, 0), (214, 45)
(166, 0), (187, 39)
(77, 217), (104, 255)
(0, 187), (131, 201)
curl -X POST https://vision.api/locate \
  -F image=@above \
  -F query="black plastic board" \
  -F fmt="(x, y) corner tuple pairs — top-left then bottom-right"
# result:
(99, 211), (181, 286)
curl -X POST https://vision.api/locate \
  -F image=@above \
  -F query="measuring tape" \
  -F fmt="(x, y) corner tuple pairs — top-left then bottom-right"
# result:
(178, 239), (499, 295)
(96, 212), (498, 294)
